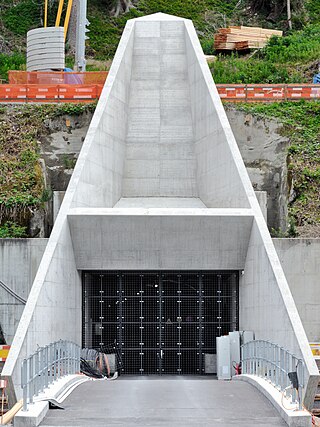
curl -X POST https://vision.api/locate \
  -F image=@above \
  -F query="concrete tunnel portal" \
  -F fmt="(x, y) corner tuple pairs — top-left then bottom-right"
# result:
(3, 13), (318, 418)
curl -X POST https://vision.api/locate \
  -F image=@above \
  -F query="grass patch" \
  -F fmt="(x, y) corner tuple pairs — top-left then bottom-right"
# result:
(230, 101), (320, 230)
(87, 0), (239, 59)
(0, 221), (27, 238)
(2, 0), (41, 36)
(0, 52), (26, 82)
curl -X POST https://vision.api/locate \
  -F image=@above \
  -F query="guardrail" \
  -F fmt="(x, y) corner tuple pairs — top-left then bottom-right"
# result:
(21, 340), (80, 411)
(242, 340), (305, 409)
(0, 83), (319, 103)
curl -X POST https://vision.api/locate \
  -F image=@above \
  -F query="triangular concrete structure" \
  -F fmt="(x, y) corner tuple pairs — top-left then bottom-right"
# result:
(3, 13), (318, 407)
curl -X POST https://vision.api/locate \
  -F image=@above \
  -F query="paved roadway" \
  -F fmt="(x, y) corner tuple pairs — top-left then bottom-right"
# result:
(40, 376), (286, 426)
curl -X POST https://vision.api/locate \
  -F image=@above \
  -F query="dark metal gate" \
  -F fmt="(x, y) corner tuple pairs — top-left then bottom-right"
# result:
(82, 271), (238, 375)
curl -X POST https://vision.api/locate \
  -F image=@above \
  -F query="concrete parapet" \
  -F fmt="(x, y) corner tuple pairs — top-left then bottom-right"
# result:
(233, 375), (312, 427)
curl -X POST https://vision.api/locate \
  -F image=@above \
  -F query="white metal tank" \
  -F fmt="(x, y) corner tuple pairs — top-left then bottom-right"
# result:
(27, 27), (65, 71)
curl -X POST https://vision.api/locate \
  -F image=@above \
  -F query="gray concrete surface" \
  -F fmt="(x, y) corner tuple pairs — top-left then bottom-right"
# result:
(274, 239), (320, 342)
(40, 378), (286, 426)
(68, 209), (253, 270)
(0, 239), (47, 344)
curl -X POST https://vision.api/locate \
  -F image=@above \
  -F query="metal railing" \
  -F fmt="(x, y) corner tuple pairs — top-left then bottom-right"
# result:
(241, 340), (305, 410)
(21, 340), (81, 411)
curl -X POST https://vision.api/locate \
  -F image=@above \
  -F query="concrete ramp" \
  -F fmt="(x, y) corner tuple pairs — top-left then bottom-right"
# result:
(2, 12), (319, 411)
(40, 378), (286, 426)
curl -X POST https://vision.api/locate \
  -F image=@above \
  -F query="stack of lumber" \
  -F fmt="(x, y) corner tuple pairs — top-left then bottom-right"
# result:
(214, 26), (283, 51)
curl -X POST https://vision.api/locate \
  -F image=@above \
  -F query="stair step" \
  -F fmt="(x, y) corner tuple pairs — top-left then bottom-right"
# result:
(315, 395), (320, 401)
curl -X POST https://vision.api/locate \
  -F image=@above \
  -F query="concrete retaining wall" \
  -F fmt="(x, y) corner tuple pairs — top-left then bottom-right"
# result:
(0, 239), (47, 344)
(273, 238), (320, 342)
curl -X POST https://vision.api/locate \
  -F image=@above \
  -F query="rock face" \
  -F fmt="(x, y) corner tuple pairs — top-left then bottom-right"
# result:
(226, 108), (289, 232)
(40, 111), (92, 192)
(39, 107), (289, 232)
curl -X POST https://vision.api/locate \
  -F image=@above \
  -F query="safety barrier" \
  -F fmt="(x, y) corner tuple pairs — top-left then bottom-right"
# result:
(216, 84), (320, 101)
(21, 340), (80, 411)
(0, 84), (103, 103)
(8, 71), (108, 85)
(242, 340), (305, 410)
(0, 83), (319, 103)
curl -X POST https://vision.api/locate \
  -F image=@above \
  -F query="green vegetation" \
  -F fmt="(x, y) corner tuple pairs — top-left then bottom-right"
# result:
(2, 0), (41, 36)
(0, 103), (95, 237)
(0, 52), (25, 81)
(87, 0), (239, 59)
(0, 221), (27, 238)
(230, 101), (320, 233)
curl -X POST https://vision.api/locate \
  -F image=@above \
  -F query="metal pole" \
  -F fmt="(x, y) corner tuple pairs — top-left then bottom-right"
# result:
(75, 0), (88, 71)
(22, 359), (28, 411)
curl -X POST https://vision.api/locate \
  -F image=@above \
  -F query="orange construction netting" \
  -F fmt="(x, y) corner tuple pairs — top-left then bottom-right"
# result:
(8, 71), (108, 85)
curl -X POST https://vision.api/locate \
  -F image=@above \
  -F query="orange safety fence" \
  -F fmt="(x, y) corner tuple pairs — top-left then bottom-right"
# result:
(0, 84), (104, 102)
(8, 71), (108, 85)
(0, 82), (319, 103)
(216, 84), (320, 101)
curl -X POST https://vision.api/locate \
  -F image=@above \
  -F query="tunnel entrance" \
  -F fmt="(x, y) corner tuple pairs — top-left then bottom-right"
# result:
(82, 271), (238, 375)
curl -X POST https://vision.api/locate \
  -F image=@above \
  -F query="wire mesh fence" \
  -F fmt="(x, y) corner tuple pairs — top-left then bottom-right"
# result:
(82, 271), (239, 375)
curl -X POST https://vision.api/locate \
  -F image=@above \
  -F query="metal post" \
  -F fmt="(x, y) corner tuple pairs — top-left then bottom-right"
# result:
(75, 0), (88, 71)
(22, 359), (28, 411)
(29, 356), (34, 405)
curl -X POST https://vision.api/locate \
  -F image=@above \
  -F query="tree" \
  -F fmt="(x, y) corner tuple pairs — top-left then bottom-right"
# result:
(101, 0), (135, 17)
(248, 0), (302, 27)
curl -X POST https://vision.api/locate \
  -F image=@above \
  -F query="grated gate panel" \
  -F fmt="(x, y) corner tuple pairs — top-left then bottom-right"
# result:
(82, 271), (238, 375)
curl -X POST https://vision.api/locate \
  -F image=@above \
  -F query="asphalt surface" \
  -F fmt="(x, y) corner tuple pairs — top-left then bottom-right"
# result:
(40, 376), (286, 426)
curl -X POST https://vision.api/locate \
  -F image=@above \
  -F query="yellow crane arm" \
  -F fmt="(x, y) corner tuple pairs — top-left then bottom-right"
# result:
(64, 0), (73, 40)
(44, 0), (48, 27)
(55, 0), (64, 27)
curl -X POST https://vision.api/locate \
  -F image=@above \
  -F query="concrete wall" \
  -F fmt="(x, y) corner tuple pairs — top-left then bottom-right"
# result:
(185, 24), (250, 209)
(274, 239), (320, 342)
(1, 19), (137, 398)
(1, 220), (81, 397)
(122, 21), (197, 197)
(0, 239), (47, 344)
(68, 209), (253, 270)
(71, 24), (135, 208)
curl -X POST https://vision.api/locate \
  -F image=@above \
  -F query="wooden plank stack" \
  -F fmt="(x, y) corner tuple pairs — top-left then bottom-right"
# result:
(214, 26), (283, 51)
